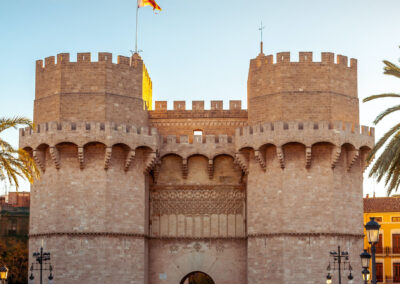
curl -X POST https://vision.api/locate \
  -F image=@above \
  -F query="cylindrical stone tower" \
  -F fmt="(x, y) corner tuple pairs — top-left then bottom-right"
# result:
(240, 51), (374, 283)
(20, 52), (158, 283)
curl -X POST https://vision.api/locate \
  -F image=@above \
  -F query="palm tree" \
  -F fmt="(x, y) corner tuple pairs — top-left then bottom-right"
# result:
(363, 53), (400, 195)
(0, 117), (40, 189)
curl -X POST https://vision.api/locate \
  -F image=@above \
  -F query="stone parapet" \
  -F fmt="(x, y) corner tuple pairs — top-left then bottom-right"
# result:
(34, 52), (148, 125)
(235, 120), (374, 150)
(248, 52), (359, 124)
(160, 134), (234, 160)
(19, 121), (159, 151)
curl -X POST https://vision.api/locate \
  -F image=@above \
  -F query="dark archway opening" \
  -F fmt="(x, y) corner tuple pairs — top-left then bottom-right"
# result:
(180, 271), (215, 284)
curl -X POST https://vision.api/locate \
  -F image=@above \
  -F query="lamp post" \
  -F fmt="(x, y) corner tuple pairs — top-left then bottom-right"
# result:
(365, 217), (381, 284)
(0, 265), (8, 284)
(327, 246), (353, 284)
(360, 249), (371, 284)
(29, 245), (53, 284)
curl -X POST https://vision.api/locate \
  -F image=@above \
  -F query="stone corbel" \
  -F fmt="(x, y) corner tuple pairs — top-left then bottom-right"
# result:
(234, 152), (249, 174)
(331, 146), (341, 169)
(104, 147), (112, 170)
(124, 149), (136, 171)
(78, 147), (84, 169)
(359, 149), (371, 173)
(254, 150), (266, 172)
(153, 161), (161, 184)
(144, 152), (157, 174)
(208, 159), (214, 179)
(347, 149), (359, 172)
(33, 150), (45, 172)
(49, 146), (60, 169)
(305, 146), (312, 169)
(182, 158), (188, 179)
(276, 147), (285, 169)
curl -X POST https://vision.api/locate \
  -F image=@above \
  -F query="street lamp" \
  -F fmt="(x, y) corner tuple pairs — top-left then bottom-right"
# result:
(362, 268), (370, 284)
(327, 246), (353, 284)
(365, 217), (381, 284)
(360, 249), (371, 269)
(30, 245), (54, 284)
(326, 272), (332, 284)
(0, 266), (8, 284)
(347, 266), (354, 284)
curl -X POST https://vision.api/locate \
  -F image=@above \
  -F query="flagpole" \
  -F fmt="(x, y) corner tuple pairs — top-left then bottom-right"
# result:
(135, 1), (139, 53)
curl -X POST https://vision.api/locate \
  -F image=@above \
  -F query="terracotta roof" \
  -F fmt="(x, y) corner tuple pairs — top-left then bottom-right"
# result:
(364, 197), (400, 213)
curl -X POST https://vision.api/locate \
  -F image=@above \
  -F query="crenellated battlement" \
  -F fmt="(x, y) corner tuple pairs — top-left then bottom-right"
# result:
(34, 52), (149, 125)
(248, 51), (360, 124)
(36, 52), (142, 70)
(152, 100), (243, 111)
(159, 134), (235, 160)
(19, 121), (159, 151)
(251, 52), (357, 69)
(235, 120), (374, 151)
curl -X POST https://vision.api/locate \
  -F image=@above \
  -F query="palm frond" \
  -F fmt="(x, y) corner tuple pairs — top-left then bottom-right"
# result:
(363, 93), (400, 103)
(373, 104), (400, 125)
(0, 117), (33, 133)
(383, 60), (400, 79)
(366, 124), (400, 162)
(0, 116), (39, 190)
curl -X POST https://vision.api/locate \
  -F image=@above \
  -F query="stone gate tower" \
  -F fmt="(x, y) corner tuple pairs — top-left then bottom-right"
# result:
(20, 50), (374, 283)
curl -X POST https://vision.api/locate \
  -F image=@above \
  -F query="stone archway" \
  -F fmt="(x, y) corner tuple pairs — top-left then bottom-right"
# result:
(179, 271), (215, 284)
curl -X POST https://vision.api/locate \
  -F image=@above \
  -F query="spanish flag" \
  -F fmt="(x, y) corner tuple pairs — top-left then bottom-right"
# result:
(138, 0), (162, 11)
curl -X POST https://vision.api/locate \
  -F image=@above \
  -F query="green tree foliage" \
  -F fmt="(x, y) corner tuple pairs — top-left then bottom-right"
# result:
(0, 237), (28, 284)
(363, 49), (400, 195)
(0, 117), (40, 189)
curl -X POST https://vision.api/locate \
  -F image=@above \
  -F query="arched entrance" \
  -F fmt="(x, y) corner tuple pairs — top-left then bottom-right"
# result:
(180, 271), (215, 284)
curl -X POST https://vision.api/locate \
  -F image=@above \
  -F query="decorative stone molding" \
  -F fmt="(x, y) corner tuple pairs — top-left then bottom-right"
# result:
(247, 232), (364, 239)
(49, 146), (60, 169)
(347, 149), (359, 171)
(234, 153), (249, 174)
(305, 146), (312, 168)
(276, 147), (285, 169)
(124, 149), (136, 171)
(208, 159), (214, 179)
(78, 147), (84, 169)
(182, 158), (188, 179)
(150, 187), (245, 215)
(331, 146), (341, 169)
(144, 152), (158, 174)
(104, 147), (112, 170)
(32, 150), (45, 172)
(254, 150), (266, 171)
(29, 232), (146, 238)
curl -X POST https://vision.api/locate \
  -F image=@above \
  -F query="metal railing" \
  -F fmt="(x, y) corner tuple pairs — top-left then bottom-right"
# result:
(367, 246), (400, 256)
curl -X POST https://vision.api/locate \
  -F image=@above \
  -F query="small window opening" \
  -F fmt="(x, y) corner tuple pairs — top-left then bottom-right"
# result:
(194, 130), (203, 136)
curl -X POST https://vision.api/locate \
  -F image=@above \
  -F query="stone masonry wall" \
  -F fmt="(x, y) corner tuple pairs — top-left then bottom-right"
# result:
(22, 122), (159, 284)
(22, 50), (375, 283)
(247, 52), (359, 124)
(149, 239), (246, 283)
(34, 53), (148, 125)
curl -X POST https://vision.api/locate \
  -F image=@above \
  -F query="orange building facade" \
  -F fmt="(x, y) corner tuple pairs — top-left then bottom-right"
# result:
(364, 196), (400, 283)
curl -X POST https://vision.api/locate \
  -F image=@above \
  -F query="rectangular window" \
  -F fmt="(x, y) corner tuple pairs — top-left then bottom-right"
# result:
(376, 263), (383, 282)
(394, 234), (400, 254)
(373, 216), (383, 222)
(7, 219), (17, 236)
(394, 263), (400, 282)
(393, 217), (400, 222)
(376, 234), (384, 254)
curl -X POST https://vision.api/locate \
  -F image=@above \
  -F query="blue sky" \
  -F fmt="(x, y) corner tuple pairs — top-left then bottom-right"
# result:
(1, 0), (400, 195)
